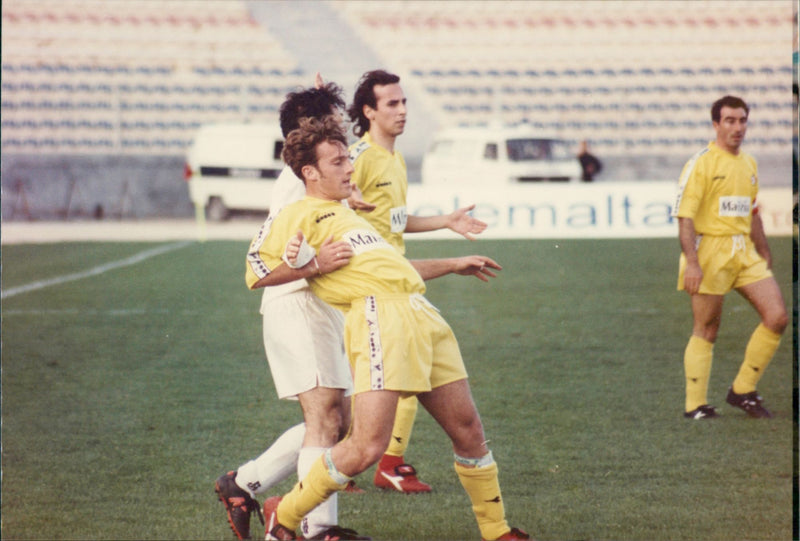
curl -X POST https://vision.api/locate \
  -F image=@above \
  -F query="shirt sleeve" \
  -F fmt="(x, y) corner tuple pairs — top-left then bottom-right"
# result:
(673, 154), (706, 219)
(244, 208), (295, 289)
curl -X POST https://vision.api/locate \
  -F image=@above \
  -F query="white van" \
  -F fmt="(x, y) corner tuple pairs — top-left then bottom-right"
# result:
(421, 125), (582, 185)
(184, 123), (284, 220)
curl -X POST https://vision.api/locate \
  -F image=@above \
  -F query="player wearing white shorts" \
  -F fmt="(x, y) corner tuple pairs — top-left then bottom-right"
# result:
(673, 95), (787, 420)
(215, 80), (368, 541)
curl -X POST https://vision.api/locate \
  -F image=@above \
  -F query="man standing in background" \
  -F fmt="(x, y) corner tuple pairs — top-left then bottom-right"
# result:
(577, 140), (602, 182)
(673, 95), (787, 420)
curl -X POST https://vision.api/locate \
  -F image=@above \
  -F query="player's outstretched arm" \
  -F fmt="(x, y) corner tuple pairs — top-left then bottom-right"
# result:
(411, 255), (501, 282)
(405, 204), (487, 240)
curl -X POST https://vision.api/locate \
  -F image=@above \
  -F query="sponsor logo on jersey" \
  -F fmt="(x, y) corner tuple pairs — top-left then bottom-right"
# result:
(343, 229), (392, 254)
(390, 206), (407, 233)
(718, 196), (751, 217)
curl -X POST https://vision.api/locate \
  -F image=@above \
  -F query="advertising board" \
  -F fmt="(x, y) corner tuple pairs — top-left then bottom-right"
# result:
(406, 182), (792, 239)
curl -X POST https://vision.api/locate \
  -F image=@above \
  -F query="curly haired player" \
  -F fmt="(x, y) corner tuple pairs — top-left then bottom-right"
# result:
(247, 115), (529, 541)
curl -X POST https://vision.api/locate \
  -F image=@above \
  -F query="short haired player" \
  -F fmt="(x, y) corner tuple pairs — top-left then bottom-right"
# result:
(673, 95), (788, 420)
(247, 115), (529, 541)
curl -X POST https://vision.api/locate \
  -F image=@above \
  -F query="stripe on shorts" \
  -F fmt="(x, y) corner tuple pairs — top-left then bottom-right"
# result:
(364, 295), (385, 390)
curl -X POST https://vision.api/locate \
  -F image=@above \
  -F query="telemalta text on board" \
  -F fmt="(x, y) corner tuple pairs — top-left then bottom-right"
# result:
(406, 182), (792, 239)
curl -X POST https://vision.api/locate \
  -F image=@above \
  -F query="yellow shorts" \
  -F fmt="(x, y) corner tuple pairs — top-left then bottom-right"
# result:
(677, 234), (772, 295)
(345, 293), (468, 394)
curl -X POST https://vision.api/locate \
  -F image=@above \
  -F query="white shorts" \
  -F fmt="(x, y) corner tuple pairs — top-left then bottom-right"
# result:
(262, 288), (353, 400)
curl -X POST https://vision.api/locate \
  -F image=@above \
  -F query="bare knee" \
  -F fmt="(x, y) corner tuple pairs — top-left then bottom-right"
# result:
(451, 415), (487, 457)
(764, 308), (788, 334)
(692, 319), (720, 343)
(305, 406), (347, 447)
(333, 434), (390, 476)
(358, 439), (387, 468)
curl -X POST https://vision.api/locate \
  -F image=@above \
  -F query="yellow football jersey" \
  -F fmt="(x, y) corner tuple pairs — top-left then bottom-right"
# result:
(246, 196), (425, 312)
(673, 141), (759, 236)
(349, 132), (408, 254)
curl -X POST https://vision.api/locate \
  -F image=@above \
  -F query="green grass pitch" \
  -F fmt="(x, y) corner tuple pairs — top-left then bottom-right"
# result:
(1, 237), (794, 540)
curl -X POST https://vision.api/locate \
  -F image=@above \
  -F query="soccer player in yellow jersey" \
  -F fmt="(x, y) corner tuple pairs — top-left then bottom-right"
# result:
(247, 116), (529, 541)
(673, 95), (788, 420)
(345, 69), (487, 493)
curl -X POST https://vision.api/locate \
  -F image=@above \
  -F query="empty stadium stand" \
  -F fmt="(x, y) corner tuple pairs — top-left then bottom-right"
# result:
(336, 0), (795, 157)
(1, 0), (795, 158)
(1, 0), (304, 154)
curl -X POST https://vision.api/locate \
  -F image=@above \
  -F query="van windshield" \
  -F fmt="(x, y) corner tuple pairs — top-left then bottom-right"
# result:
(506, 139), (572, 161)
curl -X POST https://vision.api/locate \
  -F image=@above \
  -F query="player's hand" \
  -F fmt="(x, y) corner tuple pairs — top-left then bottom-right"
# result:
(316, 236), (354, 273)
(451, 255), (502, 282)
(315, 72), (324, 89)
(285, 231), (304, 266)
(683, 261), (703, 295)
(447, 204), (487, 240)
(347, 184), (377, 212)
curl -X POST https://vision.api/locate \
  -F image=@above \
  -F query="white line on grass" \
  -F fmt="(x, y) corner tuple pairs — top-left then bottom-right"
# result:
(1, 241), (193, 300)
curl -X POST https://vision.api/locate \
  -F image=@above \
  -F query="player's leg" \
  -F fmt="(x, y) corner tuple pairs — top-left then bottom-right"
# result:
(235, 423), (306, 496)
(418, 379), (527, 541)
(682, 293), (724, 418)
(216, 423), (305, 539)
(216, 292), (312, 540)
(374, 395), (432, 493)
(269, 390), (399, 535)
(727, 277), (787, 416)
(295, 385), (351, 538)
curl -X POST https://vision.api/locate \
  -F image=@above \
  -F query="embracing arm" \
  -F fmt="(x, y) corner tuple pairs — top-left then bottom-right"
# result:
(249, 232), (354, 289)
(410, 255), (502, 282)
(250, 261), (316, 289)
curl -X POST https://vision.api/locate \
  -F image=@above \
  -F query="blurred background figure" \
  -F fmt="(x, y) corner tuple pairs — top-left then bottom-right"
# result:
(577, 140), (602, 182)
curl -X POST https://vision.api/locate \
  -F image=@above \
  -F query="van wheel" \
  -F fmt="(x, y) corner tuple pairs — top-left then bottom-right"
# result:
(206, 197), (229, 221)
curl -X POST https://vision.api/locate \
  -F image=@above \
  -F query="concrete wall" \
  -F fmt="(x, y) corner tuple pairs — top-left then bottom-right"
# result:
(1, 151), (791, 222)
(1, 154), (192, 221)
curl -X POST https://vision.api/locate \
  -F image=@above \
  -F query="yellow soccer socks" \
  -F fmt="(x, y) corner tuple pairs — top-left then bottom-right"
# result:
(732, 323), (781, 394)
(455, 452), (509, 541)
(276, 451), (349, 530)
(684, 335), (714, 412)
(385, 395), (418, 457)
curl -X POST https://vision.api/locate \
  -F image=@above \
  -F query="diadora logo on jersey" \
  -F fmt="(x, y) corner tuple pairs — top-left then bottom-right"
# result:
(343, 229), (392, 254)
(751, 175), (757, 185)
(712, 175), (726, 181)
(719, 196), (751, 217)
(376, 180), (392, 188)
(315, 211), (336, 223)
